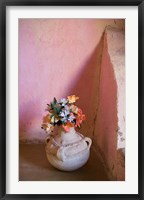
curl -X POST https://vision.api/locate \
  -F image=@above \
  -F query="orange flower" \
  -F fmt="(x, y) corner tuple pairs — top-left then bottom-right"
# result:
(62, 121), (74, 132)
(62, 125), (70, 132)
(75, 110), (86, 127)
(68, 95), (79, 104)
(43, 114), (51, 124)
(77, 108), (83, 114)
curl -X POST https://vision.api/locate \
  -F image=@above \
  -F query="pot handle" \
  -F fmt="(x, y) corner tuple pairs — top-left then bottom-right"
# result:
(57, 147), (66, 161)
(84, 137), (92, 150)
(45, 137), (50, 144)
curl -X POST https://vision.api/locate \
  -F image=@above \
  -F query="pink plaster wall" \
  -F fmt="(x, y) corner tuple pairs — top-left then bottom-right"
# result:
(19, 19), (124, 142)
(94, 31), (124, 180)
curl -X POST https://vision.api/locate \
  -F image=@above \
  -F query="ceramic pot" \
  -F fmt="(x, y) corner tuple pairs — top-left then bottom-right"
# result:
(45, 127), (92, 171)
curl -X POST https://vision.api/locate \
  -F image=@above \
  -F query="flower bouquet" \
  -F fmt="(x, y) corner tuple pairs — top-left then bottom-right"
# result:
(41, 95), (86, 134)
(42, 95), (91, 171)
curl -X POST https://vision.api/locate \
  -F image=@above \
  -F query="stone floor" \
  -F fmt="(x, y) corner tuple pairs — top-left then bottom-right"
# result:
(19, 144), (109, 181)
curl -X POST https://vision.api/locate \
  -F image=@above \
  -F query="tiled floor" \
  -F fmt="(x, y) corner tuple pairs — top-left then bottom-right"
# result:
(19, 144), (109, 181)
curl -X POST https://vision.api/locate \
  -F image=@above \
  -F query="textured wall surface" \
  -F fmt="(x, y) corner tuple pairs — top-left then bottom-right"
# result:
(93, 27), (125, 180)
(106, 27), (125, 150)
(19, 19), (124, 142)
(93, 31), (118, 179)
(19, 19), (125, 181)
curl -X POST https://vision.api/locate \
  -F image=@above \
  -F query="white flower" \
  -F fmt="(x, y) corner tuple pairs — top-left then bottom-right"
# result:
(58, 98), (67, 106)
(54, 117), (59, 123)
(61, 116), (68, 123)
(59, 109), (70, 117)
(68, 114), (75, 122)
(64, 105), (70, 111)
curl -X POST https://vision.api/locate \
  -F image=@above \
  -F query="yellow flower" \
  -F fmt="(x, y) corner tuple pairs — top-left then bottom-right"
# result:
(51, 116), (59, 123)
(46, 123), (54, 133)
(51, 116), (55, 123)
(70, 105), (78, 114)
(68, 95), (79, 104)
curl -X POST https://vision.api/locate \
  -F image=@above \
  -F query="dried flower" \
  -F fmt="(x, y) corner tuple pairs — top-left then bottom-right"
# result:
(41, 95), (85, 133)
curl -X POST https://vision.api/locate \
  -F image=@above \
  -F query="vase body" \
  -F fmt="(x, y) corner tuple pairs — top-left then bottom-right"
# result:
(45, 127), (92, 171)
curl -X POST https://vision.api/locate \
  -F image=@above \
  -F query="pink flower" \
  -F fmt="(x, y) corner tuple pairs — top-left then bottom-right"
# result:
(62, 125), (70, 132)
(77, 108), (83, 114)
(75, 109), (86, 127)
(62, 122), (74, 132)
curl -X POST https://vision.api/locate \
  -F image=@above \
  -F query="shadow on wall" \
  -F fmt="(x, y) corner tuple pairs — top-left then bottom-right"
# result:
(19, 32), (105, 141)
(67, 33), (105, 138)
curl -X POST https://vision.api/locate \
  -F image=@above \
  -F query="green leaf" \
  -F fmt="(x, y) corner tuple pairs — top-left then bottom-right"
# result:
(50, 113), (55, 118)
(51, 102), (54, 109)
(56, 107), (61, 114)
(51, 102), (56, 110)
(53, 106), (58, 114)
(51, 97), (57, 111)
(53, 97), (57, 105)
